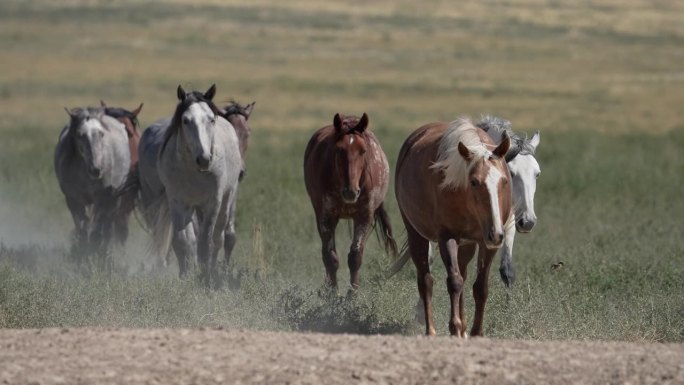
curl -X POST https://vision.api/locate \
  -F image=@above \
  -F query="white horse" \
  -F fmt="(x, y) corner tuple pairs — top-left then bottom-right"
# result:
(130, 96), (253, 276)
(130, 85), (242, 286)
(476, 116), (540, 287)
(54, 106), (131, 266)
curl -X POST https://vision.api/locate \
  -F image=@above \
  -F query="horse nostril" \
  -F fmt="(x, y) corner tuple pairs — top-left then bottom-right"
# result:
(196, 155), (211, 169)
(517, 218), (525, 228)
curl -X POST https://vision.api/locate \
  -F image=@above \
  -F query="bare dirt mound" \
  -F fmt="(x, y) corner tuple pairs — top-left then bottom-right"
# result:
(1, 328), (683, 384)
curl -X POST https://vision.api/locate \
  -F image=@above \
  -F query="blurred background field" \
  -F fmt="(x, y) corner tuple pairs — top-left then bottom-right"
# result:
(0, 0), (682, 341)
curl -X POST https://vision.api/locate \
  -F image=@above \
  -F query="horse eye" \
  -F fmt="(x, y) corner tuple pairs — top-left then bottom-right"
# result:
(182, 117), (190, 125)
(470, 179), (478, 187)
(210, 117), (216, 125)
(535, 172), (541, 179)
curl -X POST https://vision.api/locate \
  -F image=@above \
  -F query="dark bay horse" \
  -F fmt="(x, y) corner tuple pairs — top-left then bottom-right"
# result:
(100, 100), (144, 244)
(394, 118), (513, 337)
(220, 101), (255, 181)
(304, 113), (398, 289)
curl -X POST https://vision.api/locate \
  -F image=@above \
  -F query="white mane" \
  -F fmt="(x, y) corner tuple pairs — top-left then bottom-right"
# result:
(431, 118), (491, 190)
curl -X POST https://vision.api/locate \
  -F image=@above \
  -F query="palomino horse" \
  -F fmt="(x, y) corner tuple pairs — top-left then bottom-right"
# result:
(130, 98), (254, 271)
(100, 100), (144, 245)
(133, 85), (242, 286)
(54, 106), (131, 266)
(304, 113), (398, 289)
(394, 118), (512, 337)
(389, 116), (541, 290)
(476, 116), (540, 287)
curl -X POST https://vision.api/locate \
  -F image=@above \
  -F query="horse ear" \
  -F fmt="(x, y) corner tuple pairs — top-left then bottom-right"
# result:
(204, 84), (217, 100)
(100, 100), (107, 108)
(529, 131), (540, 150)
(493, 132), (511, 159)
(458, 142), (473, 161)
(64, 107), (75, 118)
(131, 103), (144, 117)
(177, 85), (186, 101)
(243, 102), (256, 119)
(333, 113), (343, 132)
(354, 113), (369, 133)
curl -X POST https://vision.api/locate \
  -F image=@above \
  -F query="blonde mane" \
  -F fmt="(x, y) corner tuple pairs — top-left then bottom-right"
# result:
(431, 118), (491, 190)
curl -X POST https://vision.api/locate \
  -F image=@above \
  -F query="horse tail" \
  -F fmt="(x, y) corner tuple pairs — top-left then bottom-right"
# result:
(374, 203), (398, 258)
(113, 164), (141, 243)
(385, 239), (410, 278)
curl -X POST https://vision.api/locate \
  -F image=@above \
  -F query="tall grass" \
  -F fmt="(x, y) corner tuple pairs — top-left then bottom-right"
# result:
(0, 0), (682, 341)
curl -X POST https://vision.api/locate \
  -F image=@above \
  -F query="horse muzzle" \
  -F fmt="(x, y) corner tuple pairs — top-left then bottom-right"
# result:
(341, 187), (360, 204)
(196, 154), (212, 172)
(516, 216), (537, 233)
(484, 228), (504, 250)
(87, 166), (102, 180)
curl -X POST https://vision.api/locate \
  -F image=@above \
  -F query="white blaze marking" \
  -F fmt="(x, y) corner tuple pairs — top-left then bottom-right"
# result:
(485, 166), (504, 236)
(349, 136), (354, 145)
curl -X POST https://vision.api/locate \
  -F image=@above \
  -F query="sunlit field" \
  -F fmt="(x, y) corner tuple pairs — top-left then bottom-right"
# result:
(0, 0), (682, 341)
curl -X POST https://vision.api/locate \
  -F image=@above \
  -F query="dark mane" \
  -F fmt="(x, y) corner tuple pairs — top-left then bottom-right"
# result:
(104, 107), (140, 129)
(160, 91), (220, 156)
(221, 101), (249, 118)
(336, 115), (363, 136)
(476, 115), (536, 155)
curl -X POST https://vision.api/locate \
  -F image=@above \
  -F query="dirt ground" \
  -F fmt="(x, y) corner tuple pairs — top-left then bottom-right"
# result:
(1, 328), (683, 385)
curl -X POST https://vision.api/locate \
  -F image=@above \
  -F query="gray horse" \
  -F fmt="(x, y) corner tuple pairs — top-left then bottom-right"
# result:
(130, 85), (243, 285)
(54, 106), (131, 266)
(131, 97), (254, 273)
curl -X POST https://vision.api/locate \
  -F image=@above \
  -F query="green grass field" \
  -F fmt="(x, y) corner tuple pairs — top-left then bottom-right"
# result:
(0, 0), (682, 341)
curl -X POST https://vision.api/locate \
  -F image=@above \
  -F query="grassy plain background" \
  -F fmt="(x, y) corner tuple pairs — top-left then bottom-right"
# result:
(0, 0), (682, 341)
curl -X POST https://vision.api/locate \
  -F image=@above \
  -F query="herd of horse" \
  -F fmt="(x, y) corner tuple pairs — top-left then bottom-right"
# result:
(54, 84), (540, 337)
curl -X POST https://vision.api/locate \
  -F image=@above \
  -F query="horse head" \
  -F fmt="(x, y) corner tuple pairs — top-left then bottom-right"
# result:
(167, 84), (219, 172)
(221, 101), (255, 168)
(507, 131), (540, 232)
(332, 112), (369, 204)
(458, 132), (512, 249)
(65, 106), (112, 180)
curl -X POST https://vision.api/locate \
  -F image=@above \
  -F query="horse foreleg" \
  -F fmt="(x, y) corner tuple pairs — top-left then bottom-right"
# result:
(457, 244), (477, 337)
(66, 197), (89, 263)
(223, 197), (238, 269)
(348, 214), (372, 290)
(404, 217), (434, 335)
(170, 204), (194, 278)
(197, 207), (219, 288)
(470, 246), (496, 337)
(438, 237), (465, 337)
(499, 223), (516, 288)
(317, 214), (340, 288)
(92, 199), (117, 271)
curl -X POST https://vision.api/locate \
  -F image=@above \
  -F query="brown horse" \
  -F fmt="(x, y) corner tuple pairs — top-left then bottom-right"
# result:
(304, 113), (398, 289)
(395, 118), (513, 337)
(219, 101), (255, 181)
(100, 100), (143, 245)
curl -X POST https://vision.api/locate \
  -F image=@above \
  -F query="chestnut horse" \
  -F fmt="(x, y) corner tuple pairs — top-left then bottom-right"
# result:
(304, 113), (398, 289)
(100, 100), (143, 245)
(395, 118), (513, 337)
